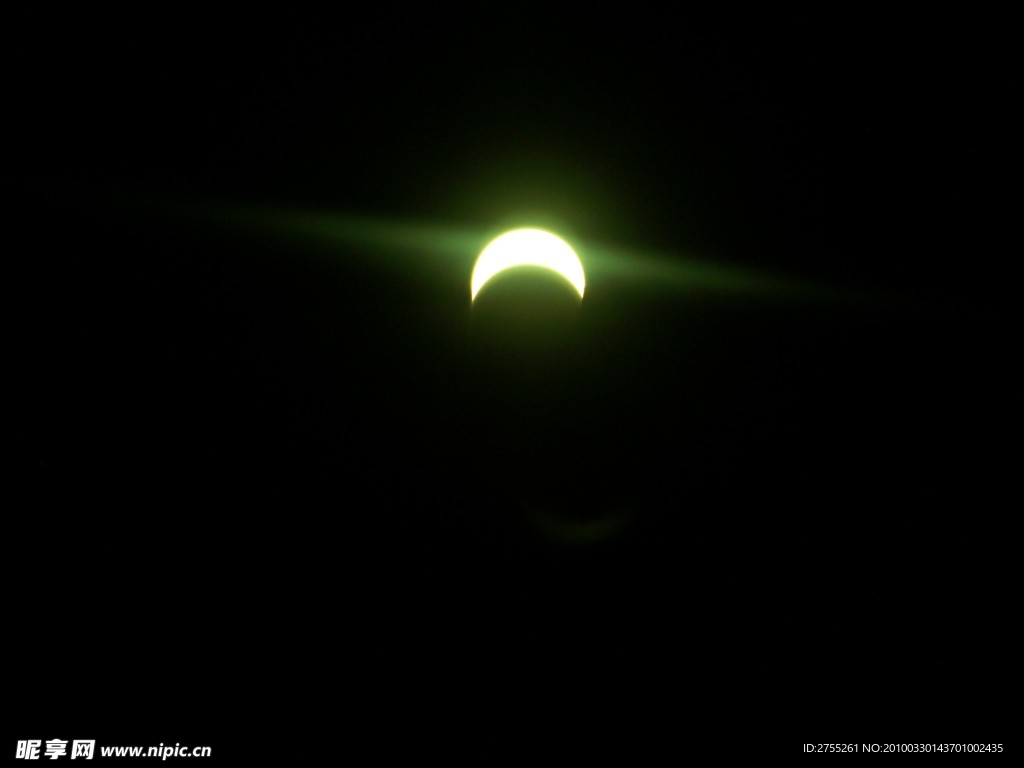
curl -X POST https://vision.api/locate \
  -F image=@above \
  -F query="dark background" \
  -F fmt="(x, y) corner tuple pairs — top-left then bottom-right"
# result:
(14, 10), (1013, 758)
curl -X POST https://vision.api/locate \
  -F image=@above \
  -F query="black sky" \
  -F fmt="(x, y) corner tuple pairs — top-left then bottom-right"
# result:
(14, 11), (1013, 757)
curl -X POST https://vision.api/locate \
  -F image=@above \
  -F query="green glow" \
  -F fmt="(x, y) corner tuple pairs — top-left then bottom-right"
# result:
(524, 501), (634, 547)
(121, 195), (858, 305)
(471, 229), (585, 301)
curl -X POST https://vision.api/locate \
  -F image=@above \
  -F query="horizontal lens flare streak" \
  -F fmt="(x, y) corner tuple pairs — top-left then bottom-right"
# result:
(213, 206), (486, 277)
(584, 243), (853, 304)
(146, 198), (848, 304)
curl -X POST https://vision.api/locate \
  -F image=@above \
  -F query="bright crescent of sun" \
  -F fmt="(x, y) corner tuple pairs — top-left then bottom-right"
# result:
(471, 229), (586, 301)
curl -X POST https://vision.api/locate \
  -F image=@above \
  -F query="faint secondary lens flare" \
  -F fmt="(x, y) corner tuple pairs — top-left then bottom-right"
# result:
(471, 229), (586, 301)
